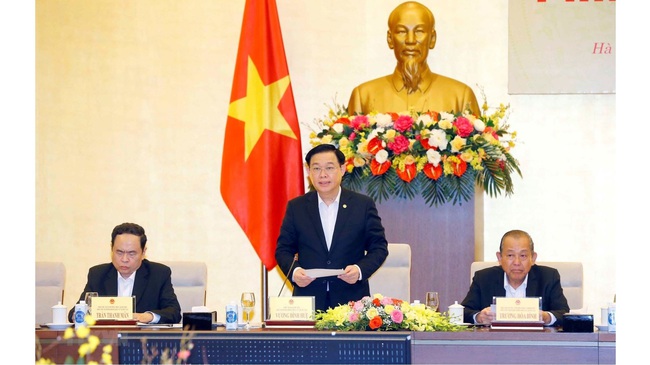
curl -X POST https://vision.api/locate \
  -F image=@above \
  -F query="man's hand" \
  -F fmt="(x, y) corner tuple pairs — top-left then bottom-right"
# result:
(476, 306), (496, 324)
(134, 312), (154, 323)
(337, 265), (360, 284)
(540, 310), (551, 324)
(293, 268), (315, 288)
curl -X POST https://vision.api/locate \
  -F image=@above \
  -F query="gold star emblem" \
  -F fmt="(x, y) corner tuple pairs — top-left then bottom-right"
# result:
(228, 57), (297, 160)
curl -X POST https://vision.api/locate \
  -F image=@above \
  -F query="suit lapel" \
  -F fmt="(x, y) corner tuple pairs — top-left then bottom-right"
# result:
(131, 260), (149, 308)
(329, 189), (352, 253)
(525, 265), (539, 297)
(105, 267), (119, 296)
(493, 269), (507, 297)
(306, 192), (328, 252)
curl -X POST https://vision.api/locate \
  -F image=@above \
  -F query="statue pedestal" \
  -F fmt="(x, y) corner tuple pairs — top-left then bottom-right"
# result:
(375, 191), (484, 312)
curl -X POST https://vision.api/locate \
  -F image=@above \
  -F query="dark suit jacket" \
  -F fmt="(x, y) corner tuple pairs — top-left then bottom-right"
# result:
(275, 189), (388, 312)
(461, 264), (570, 326)
(67, 259), (181, 324)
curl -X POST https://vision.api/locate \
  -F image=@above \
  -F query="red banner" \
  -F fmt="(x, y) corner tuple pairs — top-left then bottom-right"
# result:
(221, 0), (304, 270)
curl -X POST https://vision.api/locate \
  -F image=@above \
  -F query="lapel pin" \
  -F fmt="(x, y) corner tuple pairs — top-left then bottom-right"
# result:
(343, 204), (347, 208)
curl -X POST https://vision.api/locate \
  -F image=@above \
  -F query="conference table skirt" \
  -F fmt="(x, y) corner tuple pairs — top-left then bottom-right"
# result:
(35, 326), (616, 364)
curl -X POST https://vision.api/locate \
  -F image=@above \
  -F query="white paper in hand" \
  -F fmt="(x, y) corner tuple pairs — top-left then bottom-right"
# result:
(304, 268), (345, 278)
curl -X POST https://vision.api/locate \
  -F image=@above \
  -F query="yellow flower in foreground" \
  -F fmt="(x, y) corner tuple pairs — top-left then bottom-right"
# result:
(75, 325), (91, 339)
(85, 314), (96, 326)
(63, 327), (75, 339)
(78, 343), (91, 357)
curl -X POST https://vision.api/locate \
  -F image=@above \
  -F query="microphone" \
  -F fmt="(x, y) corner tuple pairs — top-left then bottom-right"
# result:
(277, 254), (298, 297)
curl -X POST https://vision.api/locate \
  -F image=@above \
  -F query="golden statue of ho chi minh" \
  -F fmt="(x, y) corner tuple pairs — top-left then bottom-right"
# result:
(348, 1), (480, 116)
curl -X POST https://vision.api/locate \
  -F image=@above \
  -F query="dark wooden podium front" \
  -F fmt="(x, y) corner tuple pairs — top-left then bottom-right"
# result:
(375, 192), (483, 311)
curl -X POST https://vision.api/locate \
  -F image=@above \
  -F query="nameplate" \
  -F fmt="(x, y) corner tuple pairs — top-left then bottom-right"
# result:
(92, 296), (134, 320)
(267, 297), (315, 321)
(495, 297), (540, 322)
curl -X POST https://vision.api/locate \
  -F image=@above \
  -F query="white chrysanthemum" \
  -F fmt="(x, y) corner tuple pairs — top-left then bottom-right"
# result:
(440, 112), (455, 122)
(332, 123), (344, 134)
(375, 149), (389, 164)
(417, 114), (433, 126)
(426, 149), (441, 166)
(472, 118), (485, 132)
(427, 129), (448, 150)
(367, 127), (385, 141)
(375, 113), (393, 128)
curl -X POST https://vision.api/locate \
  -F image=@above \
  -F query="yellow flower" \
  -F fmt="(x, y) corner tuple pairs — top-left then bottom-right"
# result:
(460, 151), (474, 163)
(366, 307), (379, 319)
(438, 119), (453, 129)
(320, 134), (333, 144)
(450, 135), (466, 153)
(353, 156), (366, 167)
(78, 343), (91, 357)
(75, 325), (90, 339)
(88, 335), (101, 353)
(385, 304), (395, 313)
(85, 314), (96, 326)
(63, 327), (75, 339)
(384, 129), (396, 141)
(339, 136), (350, 148)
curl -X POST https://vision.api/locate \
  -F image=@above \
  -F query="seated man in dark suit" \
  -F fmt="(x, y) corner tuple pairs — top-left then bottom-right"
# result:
(461, 229), (570, 326)
(67, 222), (181, 324)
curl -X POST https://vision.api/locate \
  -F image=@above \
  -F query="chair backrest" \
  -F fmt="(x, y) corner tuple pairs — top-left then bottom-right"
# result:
(35, 262), (66, 325)
(469, 261), (583, 311)
(369, 243), (412, 302)
(161, 261), (208, 315)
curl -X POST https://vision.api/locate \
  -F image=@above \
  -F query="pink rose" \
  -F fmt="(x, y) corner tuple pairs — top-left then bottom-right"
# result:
(394, 115), (414, 132)
(349, 311), (360, 322)
(390, 309), (403, 324)
(453, 116), (474, 137)
(350, 115), (369, 130)
(387, 135), (409, 154)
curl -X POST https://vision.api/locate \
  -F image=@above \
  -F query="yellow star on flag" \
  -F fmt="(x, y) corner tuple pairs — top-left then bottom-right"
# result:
(228, 57), (297, 160)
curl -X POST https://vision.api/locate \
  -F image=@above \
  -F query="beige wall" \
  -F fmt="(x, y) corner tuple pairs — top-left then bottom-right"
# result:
(36, 0), (617, 327)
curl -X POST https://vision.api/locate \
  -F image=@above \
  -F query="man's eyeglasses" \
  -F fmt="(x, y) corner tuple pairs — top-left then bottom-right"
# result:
(310, 166), (338, 175)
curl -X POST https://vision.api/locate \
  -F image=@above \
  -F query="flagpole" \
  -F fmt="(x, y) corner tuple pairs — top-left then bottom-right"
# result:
(262, 263), (268, 321)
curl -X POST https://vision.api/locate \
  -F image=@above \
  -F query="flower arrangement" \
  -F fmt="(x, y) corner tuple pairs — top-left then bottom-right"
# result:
(308, 95), (521, 206)
(314, 294), (464, 332)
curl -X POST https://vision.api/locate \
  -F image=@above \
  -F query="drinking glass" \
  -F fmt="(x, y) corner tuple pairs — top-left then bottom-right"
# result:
(240, 292), (255, 330)
(425, 291), (439, 312)
(84, 292), (98, 316)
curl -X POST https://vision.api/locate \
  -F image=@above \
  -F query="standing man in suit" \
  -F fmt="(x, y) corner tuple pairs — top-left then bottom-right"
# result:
(275, 144), (389, 312)
(68, 222), (181, 324)
(461, 229), (570, 326)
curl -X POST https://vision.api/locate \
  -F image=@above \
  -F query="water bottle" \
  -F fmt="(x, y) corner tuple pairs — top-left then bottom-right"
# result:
(74, 300), (88, 329)
(607, 302), (616, 332)
(225, 301), (238, 330)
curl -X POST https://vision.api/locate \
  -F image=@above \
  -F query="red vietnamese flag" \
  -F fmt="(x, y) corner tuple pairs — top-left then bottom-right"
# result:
(221, 0), (304, 270)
